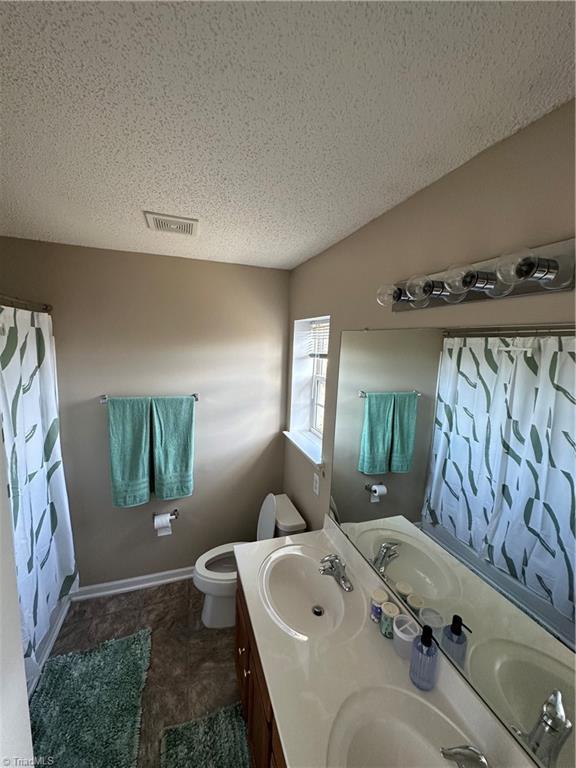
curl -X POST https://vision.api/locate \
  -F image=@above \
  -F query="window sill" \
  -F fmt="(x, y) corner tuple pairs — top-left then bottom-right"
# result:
(283, 430), (323, 468)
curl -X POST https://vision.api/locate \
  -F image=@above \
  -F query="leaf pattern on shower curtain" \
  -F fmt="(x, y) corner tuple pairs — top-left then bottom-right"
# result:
(0, 306), (77, 686)
(423, 335), (576, 621)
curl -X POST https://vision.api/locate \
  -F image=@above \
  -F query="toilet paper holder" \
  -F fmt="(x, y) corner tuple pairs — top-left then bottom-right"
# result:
(364, 483), (384, 493)
(153, 509), (179, 537)
(365, 483), (387, 504)
(153, 509), (179, 522)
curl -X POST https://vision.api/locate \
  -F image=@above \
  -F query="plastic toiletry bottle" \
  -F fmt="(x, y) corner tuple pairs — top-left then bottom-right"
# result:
(379, 602), (400, 638)
(370, 588), (389, 623)
(409, 625), (438, 691)
(441, 614), (471, 668)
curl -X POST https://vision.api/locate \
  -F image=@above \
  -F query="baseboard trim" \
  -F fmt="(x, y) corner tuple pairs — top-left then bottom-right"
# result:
(71, 565), (196, 601)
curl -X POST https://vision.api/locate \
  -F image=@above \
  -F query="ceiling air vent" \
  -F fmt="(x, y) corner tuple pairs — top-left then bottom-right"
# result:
(143, 211), (198, 236)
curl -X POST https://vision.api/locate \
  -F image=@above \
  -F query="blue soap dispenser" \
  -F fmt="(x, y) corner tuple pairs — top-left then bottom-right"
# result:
(441, 614), (471, 668)
(409, 624), (438, 691)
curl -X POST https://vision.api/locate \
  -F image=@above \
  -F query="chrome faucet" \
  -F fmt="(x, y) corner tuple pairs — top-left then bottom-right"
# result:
(373, 541), (400, 577)
(512, 690), (572, 768)
(319, 554), (354, 592)
(441, 745), (490, 768)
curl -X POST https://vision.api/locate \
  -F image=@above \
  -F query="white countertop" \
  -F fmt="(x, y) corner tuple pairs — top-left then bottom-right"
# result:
(235, 522), (533, 768)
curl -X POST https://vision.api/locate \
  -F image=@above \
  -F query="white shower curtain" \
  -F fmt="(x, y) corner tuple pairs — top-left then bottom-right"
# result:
(0, 306), (77, 684)
(423, 335), (575, 621)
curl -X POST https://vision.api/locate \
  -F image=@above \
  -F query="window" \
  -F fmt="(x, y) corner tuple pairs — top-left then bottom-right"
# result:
(284, 316), (330, 466)
(310, 320), (329, 437)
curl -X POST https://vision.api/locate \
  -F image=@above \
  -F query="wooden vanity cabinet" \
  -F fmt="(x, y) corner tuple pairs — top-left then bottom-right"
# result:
(236, 581), (288, 768)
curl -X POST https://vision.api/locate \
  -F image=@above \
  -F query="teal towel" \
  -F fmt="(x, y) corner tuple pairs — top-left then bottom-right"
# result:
(358, 392), (418, 474)
(107, 397), (151, 507)
(358, 393), (395, 474)
(151, 397), (195, 500)
(390, 392), (418, 472)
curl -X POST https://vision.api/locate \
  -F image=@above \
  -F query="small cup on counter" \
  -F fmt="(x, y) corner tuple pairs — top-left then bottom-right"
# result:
(379, 602), (400, 638)
(370, 588), (390, 623)
(420, 607), (444, 638)
(406, 593), (425, 615)
(392, 614), (420, 659)
(395, 581), (414, 600)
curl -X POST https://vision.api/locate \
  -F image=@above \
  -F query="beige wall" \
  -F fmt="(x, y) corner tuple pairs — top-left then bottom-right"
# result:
(0, 239), (290, 585)
(284, 100), (575, 530)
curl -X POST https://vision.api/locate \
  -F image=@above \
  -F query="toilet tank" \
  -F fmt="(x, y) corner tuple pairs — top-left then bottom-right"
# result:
(273, 494), (307, 537)
(257, 493), (306, 540)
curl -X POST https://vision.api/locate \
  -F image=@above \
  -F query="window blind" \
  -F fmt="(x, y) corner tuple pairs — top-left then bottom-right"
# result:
(308, 320), (330, 358)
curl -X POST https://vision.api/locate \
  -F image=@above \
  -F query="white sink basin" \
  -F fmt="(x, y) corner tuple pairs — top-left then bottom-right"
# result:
(327, 686), (470, 768)
(258, 544), (366, 642)
(354, 528), (460, 602)
(468, 639), (575, 768)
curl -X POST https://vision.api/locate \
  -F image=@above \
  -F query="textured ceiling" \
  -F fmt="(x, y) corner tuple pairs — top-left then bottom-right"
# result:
(0, 2), (574, 269)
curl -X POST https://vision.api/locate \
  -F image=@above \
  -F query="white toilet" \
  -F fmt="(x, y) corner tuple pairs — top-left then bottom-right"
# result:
(193, 493), (306, 628)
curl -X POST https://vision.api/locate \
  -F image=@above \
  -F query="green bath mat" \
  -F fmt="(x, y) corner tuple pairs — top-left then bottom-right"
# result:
(30, 629), (151, 768)
(161, 702), (250, 768)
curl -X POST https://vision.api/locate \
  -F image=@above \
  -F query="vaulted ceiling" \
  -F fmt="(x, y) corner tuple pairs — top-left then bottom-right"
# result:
(0, 2), (573, 268)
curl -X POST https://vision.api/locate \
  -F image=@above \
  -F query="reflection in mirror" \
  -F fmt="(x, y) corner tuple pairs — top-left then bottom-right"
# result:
(332, 328), (575, 768)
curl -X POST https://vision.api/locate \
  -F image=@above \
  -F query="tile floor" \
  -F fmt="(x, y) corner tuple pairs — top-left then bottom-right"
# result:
(51, 579), (239, 767)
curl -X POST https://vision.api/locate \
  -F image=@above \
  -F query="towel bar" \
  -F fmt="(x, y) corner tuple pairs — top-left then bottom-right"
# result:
(358, 390), (421, 398)
(100, 394), (199, 404)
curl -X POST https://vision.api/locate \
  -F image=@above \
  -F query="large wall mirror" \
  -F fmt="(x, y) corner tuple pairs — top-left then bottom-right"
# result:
(331, 327), (575, 767)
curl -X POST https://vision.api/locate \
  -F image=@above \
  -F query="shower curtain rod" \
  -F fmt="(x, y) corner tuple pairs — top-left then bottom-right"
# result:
(0, 293), (52, 314)
(443, 323), (575, 338)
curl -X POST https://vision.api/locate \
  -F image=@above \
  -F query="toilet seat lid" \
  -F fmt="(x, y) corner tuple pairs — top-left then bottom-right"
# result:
(257, 493), (277, 541)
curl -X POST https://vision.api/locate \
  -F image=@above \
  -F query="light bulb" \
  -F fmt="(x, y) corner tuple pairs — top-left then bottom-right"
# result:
(443, 291), (467, 304)
(443, 265), (470, 295)
(496, 248), (534, 285)
(406, 275), (428, 300)
(524, 256), (574, 290)
(376, 285), (396, 307)
(486, 280), (515, 298)
(462, 270), (514, 298)
(376, 285), (409, 307)
(496, 248), (573, 291)
(405, 276), (431, 308)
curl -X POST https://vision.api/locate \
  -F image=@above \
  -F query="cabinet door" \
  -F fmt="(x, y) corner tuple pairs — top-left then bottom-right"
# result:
(248, 667), (272, 768)
(249, 633), (272, 724)
(271, 720), (288, 768)
(235, 587), (250, 718)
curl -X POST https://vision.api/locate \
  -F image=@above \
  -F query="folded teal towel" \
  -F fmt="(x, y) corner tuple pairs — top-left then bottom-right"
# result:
(390, 392), (418, 472)
(358, 392), (418, 474)
(107, 397), (151, 507)
(151, 396), (195, 500)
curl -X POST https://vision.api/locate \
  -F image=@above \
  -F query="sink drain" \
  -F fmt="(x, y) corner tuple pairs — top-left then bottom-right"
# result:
(312, 605), (324, 617)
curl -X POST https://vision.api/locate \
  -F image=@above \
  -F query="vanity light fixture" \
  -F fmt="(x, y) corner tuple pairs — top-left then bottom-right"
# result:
(376, 237), (575, 312)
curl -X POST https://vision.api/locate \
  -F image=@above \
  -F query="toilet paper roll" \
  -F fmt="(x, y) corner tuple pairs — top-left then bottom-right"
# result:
(370, 484), (388, 503)
(154, 512), (173, 537)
